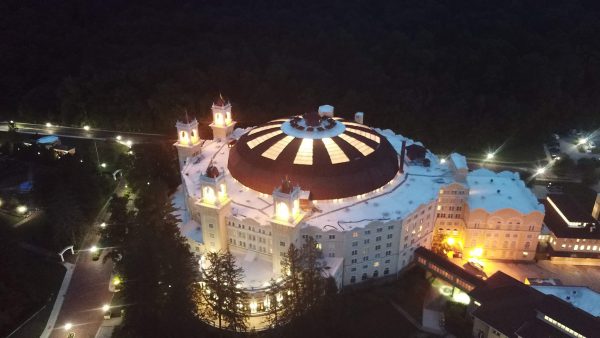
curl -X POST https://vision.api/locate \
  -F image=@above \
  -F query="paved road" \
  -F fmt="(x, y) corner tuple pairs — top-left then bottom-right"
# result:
(46, 182), (126, 338)
(0, 121), (169, 144)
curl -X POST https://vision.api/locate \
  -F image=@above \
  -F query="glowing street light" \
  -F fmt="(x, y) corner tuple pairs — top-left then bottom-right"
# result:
(536, 167), (546, 175)
(16, 205), (27, 214)
(116, 135), (122, 141)
(577, 137), (588, 146)
(126, 140), (132, 147)
(102, 304), (110, 312)
(45, 122), (52, 127)
(83, 125), (90, 131)
(112, 276), (121, 286)
(100, 163), (107, 168)
(100, 222), (106, 228)
(64, 322), (73, 331)
(440, 158), (446, 164)
(486, 152), (494, 160)
(90, 245), (98, 253)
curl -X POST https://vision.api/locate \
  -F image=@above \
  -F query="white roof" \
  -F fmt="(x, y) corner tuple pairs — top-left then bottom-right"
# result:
(533, 286), (600, 316)
(449, 153), (467, 170)
(466, 169), (544, 214)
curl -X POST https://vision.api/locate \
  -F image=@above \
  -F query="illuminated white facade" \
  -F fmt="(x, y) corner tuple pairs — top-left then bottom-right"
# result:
(176, 99), (545, 290)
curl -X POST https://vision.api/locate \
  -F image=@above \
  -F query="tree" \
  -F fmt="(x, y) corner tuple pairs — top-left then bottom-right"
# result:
(264, 278), (284, 329)
(101, 194), (133, 264)
(199, 250), (249, 332)
(115, 181), (200, 337)
(275, 237), (334, 327)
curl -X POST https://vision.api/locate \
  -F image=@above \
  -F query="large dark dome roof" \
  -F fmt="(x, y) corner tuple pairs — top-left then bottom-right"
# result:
(228, 115), (399, 199)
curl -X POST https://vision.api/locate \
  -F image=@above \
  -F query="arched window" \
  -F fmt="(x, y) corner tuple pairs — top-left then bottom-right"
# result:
(350, 276), (356, 284)
(373, 270), (379, 278)
(361, 273), (367, 281)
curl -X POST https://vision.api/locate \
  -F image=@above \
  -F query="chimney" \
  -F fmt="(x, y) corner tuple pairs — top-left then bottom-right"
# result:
(399, 140), (406, 174)
(355, 112), (364, 124)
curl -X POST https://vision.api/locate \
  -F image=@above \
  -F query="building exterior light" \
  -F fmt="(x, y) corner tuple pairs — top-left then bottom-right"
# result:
(83, 125), (90, 131)
(536, 167), (546, 175)
(46, 122), (52, 127)
(101, 163), (107, 168)
(64, 322), (73, 331)
(486, 153), (494, 160)
(116, 135), (122, 141)
(440, 158), (446, 164)
(90, 245), (98, 253)
(577, 137), (588, 145)
(16, 205), (27, 214)
(203, 186), (216, 204)
(276, 202), (290, 221)
(113, 276), (121, 286)
(100, 222), (106, 228)
(126, 140), (132, 147)
(469, 247), (483, 258)
(102, 304), (110, 312)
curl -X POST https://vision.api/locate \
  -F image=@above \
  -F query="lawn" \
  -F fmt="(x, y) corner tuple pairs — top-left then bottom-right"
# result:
(0, 244), (65, 337)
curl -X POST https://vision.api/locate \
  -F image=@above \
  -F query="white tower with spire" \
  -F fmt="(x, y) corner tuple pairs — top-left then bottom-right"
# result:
(270, 177), (304, 274)
(174, 115), (202, 171)
(209, 95), (236, 141)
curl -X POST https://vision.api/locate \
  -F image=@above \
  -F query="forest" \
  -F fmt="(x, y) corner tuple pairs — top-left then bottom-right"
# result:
(2, 0), (600, 153)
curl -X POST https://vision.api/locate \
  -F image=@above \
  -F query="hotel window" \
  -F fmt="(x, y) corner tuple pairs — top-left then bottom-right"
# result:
(385, 250), (392, 256)
(352, 241), (358, 247)
(386, 243), (392, 248)
(365, 230), (371, 235)
(351, 250), (358, 255)
(352, 232), (359, 238)
(375, 245), (381, 250)
(388, 225), (394, 230)
(364, 239), (370, 244)
(377, 228), (383, 233)
(350, 276), (356, 283)
(574, 245), (579, 250)
(280, 241), (285, 247)
(387, 234), (393, 239)
(351, 267), (356, 272)
(329, 234), (336, 239)
(363, 256), (369, 261)
(351, 258), (357, 264)
(376, 236), (382, 242)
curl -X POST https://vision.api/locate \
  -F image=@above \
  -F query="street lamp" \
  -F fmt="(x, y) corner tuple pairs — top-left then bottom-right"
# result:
(577, 137), (588, 146)
(116, 135), (122, 141)
(440, 158), (446, 164)
(83, 125), (91, 131)
(45, 122), (52, 127)
(16, 205), (27, 214)
(100, 222), (106, 228)
(90, 245), (98, 253)
(64, 322), (73, 331)
(100, 163), (107, 168)
(126, 140), (132, 147)
(486, 152), (494, 160)
(102, 304), (110, 312)
(536, 167), (546, 175)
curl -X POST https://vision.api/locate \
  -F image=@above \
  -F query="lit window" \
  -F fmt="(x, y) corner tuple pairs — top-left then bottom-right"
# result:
(248, 124), (282, 136)
(247, 130), (283, 149)
(294, 138), (313, 165)
(338, 133), (374, 156)
(262, 135), (294, 160)
(322, 137), (349, 164)
(345, 127), (380, 143)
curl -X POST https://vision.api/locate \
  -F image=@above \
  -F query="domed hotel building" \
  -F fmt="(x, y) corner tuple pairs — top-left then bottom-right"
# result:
(174, 98), (545, 292)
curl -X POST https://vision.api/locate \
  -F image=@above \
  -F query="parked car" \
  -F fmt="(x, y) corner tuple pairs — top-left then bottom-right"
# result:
(467, 258), (485, 272)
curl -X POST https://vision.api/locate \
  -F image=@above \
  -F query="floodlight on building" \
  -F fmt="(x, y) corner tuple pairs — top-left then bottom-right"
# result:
(16, 205), (27, 214)
(64, 322), (73, 331)
(83, 125), (90, 131)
